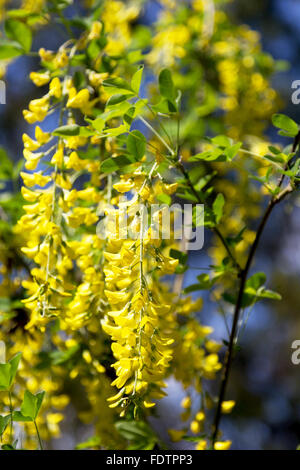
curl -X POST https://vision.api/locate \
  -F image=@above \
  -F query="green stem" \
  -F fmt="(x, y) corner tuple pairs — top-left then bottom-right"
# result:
(138, 116), (175, 155)
(8, 391), (13, 444)
(34, 420), (43, 450)
(177, 160), (242, 271)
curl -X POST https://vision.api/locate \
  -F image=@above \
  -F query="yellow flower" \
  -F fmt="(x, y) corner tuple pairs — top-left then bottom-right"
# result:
(82, 350), (92, 364)
(39, 48), (54, 62)
(104, 289), (130, 305)
(49, 77), (62, 98)
(23, 110), (38, 124)
(88, 21), (102, 40)
(162, 183), (178, 195)
(168, 429), (185, 442)
(67, 88), (90, 110)
(23, 149), (43, 170)
(29, 96), (49, 114)
(23, 133), (40, 151)
(35, 126), (50, 144)
(54, 50), (68, 68)
(196, 439), (207, 450)
(77, 187), (100, 203)
(181, 396), (191, 409)
(195, 411), (205, 422)
(30, 71), (50, 86)
(23, 96), (49, 123)
(113, 181), (134, 193)
(93, 360), (106, 373)
(66, 151), (87, 171)
(21, 171), (51, 187)
(143, 400), (155, 408)
(206, 339), (222, 353)
(65, 135), (87, 149)
(190, 420), (201, 434)
(214, 440), (232, 450)
(21, 186), (39, 202)
(221, 400), (235, 414)
(88, 71), (108, 88)
(55, 174), (72, 190)
(51, 148), (64, 166)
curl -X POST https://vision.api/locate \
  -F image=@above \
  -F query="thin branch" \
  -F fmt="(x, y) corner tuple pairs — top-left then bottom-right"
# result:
(176, 160), (242, 272)
(211, 182), (293, 445)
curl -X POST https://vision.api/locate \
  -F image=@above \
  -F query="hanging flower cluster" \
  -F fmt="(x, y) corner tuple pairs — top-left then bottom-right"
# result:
(0, 0), (292, 452)
(101, 172), (177, 413)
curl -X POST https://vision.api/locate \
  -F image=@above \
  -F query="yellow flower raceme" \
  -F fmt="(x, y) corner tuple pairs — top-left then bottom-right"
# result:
(101, 175), (176, 411)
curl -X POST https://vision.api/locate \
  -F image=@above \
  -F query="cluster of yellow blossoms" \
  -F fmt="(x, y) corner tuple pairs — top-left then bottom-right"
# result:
(102, 175), (177, 412)
(0, 0), (284, 451)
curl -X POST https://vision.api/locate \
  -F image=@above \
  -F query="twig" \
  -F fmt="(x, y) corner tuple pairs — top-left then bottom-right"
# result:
(211, 133), (300, 444)
(176, 161), (242, 272)
(211, 182), (294, 445)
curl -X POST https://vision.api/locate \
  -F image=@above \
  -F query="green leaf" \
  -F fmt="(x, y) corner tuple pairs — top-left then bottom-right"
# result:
(193, 204), (205, 227)
(12, 411), (32, 422)
(183, 273), (215, 294)
(0, 415), (10, 436)
(0, 41), (23, 59)
(5, 19), (32, 52)
(272, 114), (298, 137)
(246, 272), (266, 290)
(20, 390), (45, 421)
(86, 39), (102, 61)
(211, 135), (232, 148)
(0, 148), (13, 180)
(95, 102), (131, 125)
(106, 94), (128, 106)
(20, 391), (36, 421)
(102, 78), (134, 97)
(170, 248), (188, 274)
(213, 193), (225, 223)
(197, 273), (214, 289)
(257, 289), (282, 300)
(159, 68), (176, 103)
(223, 291), (253, 308)
(268, 145), (281, 155)
(0, 353), (21, 391)
(88, 117), (105, 133)
(8, 353), (22, 388)
(224, 272), (281, 308)
(76, 436), (101, 450)
(53, 124), (80, 136)
(226, 227), (246, 247)
(169, 249), (188, 266)
(115, 420), (156, 444)
(156, 193), (171, 205)
(104, 124), (129, 137)
(131, 66), (144, 95)
(183, 283), (204, 294)
(101, 155), (136, 174)
(127, 130), (146, 160)
(263, 153), (286, 165)
(189, 148), (225, 162)
(2, 443), (16, 450)
(50, 344), (80, 365)
(152, 98), (177, 114)
(225, 142), (242, 160)
(0, 364), (11, 391)
(124, 107), (136, 126)
(100, 158), (119, 174)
